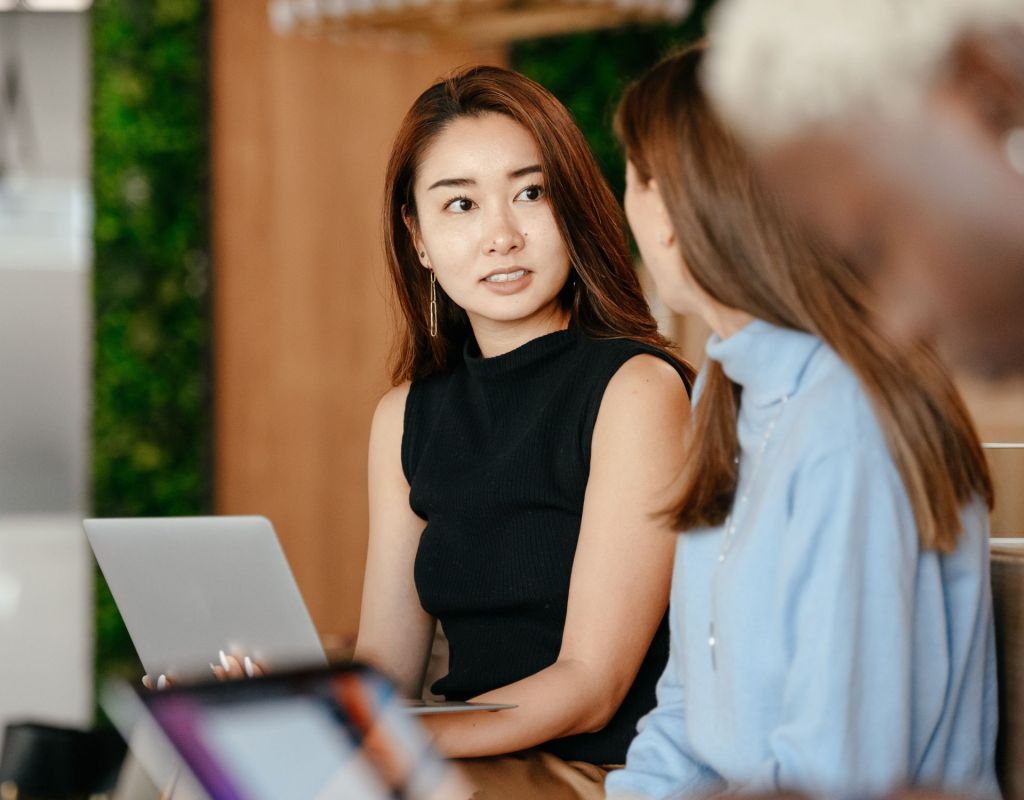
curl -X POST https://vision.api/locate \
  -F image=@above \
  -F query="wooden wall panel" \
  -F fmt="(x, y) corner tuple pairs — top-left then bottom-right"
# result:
(959, 379), (1024, 538)
(212, 2), (505, 643)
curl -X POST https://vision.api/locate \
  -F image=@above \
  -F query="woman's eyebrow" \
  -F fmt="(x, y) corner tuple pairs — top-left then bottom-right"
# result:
(428, 177), (474, 191)
(427, 164), (542, 191)
(509, 164), (542, 179)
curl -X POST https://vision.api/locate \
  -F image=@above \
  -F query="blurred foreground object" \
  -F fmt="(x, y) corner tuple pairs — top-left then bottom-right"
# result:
(267, 0), (692, 46)
(105, 663), (472, 800)
(705, 0), (1024, 377)
(0, 722), (124, 800)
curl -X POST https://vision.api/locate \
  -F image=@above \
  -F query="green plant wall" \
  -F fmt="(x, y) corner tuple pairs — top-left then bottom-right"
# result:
(91, 0), (211, 689)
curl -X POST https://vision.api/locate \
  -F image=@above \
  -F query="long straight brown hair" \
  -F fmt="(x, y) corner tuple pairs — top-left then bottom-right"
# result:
(383, 65), (693, 387)
(616, 44), (992, 552)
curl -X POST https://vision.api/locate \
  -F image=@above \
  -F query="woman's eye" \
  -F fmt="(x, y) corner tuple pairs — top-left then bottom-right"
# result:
(516, 184), (544, 202)
(444, 197), (475, 214)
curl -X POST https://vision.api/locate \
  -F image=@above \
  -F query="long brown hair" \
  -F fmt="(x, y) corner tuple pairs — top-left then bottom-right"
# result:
(616, 43), (992, 552)
(383, 64), (693, 386)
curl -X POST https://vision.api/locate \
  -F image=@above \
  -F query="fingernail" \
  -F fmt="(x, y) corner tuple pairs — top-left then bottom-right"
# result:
(219, 650), (230, 671)
(244, 656), (255, 678)
(157, 674), (168, 690)
(209, 663), (218, 674)
(142, 676), (151, 689)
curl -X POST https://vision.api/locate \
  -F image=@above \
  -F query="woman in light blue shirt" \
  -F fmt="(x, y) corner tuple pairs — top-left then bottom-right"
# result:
(605, 44), (999, 799)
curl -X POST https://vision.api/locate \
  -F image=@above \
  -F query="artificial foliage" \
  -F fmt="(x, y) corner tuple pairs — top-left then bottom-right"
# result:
(91, 0), (211, 690)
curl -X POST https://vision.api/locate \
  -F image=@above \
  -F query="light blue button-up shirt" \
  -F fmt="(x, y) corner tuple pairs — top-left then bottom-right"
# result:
(606, 320), (999, 799)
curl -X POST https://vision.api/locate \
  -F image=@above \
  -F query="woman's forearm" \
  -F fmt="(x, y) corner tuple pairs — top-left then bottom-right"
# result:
(421, 657), (618, 759)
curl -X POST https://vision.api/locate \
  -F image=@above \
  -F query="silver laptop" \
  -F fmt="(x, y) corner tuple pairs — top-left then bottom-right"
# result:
(84, 516), (327, 682)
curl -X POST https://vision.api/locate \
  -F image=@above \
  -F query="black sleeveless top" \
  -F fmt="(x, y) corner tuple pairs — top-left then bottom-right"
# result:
(402, 324), (690, 765)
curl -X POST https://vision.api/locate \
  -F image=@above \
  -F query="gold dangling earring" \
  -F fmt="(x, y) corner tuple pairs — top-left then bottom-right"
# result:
(429, 270), (438, 338)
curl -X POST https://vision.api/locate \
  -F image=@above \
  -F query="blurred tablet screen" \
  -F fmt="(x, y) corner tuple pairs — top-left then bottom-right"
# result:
(137, 663), (466, 800)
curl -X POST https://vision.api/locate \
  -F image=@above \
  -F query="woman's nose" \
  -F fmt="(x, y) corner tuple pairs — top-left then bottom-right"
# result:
(483, 207), (525, 256)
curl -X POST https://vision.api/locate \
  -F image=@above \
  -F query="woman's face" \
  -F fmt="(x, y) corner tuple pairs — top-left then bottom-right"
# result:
(624, 159), (752, 338)
(623, 160), (695, 315)
(409, 113), (571, 329)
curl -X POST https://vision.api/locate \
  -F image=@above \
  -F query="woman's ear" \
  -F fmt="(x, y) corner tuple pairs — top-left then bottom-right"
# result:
(649, 178), (677, 248)
(402, 204), (431, 269)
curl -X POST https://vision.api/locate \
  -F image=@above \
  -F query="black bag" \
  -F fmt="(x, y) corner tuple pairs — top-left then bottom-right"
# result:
(0, 722), (126, 800)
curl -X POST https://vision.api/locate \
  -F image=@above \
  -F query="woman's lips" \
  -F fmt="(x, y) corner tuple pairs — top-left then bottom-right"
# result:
(483, 269), (528, 283)
(481, 268), (533, 294)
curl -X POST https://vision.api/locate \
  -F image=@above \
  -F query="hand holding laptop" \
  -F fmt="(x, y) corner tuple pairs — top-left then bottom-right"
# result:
(212, 650), (264, 680)
(142, 649), (265, 691)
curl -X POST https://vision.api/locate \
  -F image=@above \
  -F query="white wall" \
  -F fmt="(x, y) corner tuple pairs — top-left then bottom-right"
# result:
(0, 11), (90, 512)
(0, 10), (93, 740)
(0, 516), (93, 730)
(0, 11), (89, 180)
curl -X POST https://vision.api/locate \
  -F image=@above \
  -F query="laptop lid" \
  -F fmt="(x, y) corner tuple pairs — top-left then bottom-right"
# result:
(84, 516), (326, 681)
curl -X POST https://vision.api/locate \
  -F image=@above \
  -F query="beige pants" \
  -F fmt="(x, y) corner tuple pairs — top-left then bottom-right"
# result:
(455, 750), (616, 800)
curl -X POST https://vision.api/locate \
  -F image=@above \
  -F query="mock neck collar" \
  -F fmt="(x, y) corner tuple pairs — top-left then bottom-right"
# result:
(463, 322), (578, 380)
(705, 319), (822, 407)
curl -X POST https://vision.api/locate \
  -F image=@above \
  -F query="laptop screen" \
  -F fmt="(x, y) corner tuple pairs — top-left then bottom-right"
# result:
(138, 663), (465, 800)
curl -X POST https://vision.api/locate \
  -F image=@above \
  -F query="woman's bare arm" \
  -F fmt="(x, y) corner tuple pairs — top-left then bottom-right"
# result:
(354, 383), (436, 699)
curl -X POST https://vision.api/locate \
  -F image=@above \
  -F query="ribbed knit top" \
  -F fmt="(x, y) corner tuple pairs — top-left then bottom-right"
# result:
(402, 323), (690, 765)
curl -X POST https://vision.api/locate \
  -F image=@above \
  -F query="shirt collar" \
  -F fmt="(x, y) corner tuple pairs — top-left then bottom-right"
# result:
(705, 318), (822, 407)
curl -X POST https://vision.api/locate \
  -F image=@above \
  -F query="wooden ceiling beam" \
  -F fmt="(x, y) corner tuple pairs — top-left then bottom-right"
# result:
(274, 0), (685, 46)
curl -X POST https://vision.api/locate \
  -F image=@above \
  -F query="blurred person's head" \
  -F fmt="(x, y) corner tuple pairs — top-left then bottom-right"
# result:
(615, 43), (991, 550)
(383, 65), (681, 384)
(706, 0), (1024, 377)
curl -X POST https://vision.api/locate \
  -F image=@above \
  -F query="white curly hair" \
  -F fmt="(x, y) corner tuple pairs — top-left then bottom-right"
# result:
(704, 0), (1024, 149)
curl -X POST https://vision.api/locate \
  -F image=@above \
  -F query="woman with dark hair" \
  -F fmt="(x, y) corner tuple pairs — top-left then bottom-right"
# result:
(606, 45), (999, 799)
(353, 65), (694, 797)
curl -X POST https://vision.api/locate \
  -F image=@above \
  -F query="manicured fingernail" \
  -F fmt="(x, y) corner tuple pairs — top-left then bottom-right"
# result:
(244, 656), (255, 677)
(142, 676), (152, 689)
(157, 674), (168, 690)
(209, 663), (218, 674)
(219, 650), (230, 671)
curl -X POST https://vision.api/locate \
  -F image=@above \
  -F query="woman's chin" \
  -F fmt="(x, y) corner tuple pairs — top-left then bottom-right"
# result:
(473, 306), (547, 325)
(466, 292), (564, 326)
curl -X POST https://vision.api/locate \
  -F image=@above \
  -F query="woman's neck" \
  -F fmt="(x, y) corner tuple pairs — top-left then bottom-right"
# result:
(468, 303), (571, 358)
(698, 297), (754, 341)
